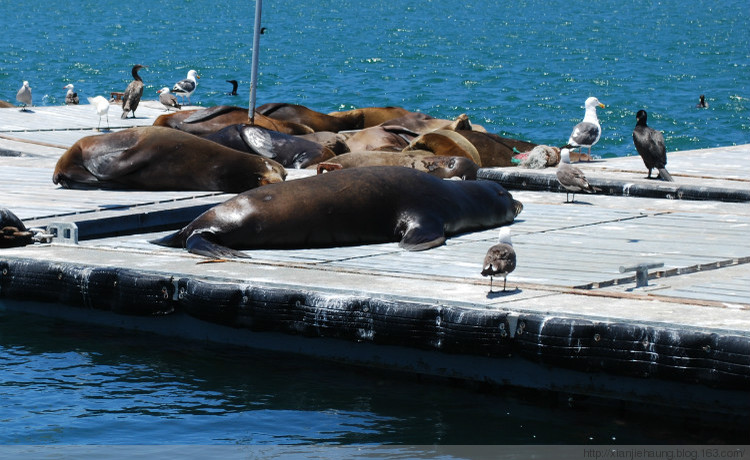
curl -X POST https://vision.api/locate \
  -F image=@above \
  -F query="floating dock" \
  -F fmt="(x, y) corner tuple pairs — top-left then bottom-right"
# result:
(1, 103), (748, 421)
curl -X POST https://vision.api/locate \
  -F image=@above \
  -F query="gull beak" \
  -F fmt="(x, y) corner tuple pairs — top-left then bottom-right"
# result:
(598, 103), (606, 108)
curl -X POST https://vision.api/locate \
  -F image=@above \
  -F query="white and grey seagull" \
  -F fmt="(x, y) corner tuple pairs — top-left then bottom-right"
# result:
(556, 148), (600, 203)
(157, 87), (181, 111)
(16, 81), (32, 111)
(172, 69), (200, 105)
(565, 96), (605, 159)
(481, 227), (517, 294)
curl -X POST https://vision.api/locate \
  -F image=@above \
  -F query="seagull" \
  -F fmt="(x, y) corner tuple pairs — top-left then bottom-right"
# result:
(481, 227), (517, 293)
(556, 148), (600, 203)
(632, 110), (673, 181)
(172, 69), (200, 104)
(696, 94), (708, 108)
(565, 96), (605, 159)
(226, 79), (238, 96)
(121, 64), (146, 119)
(16, 81), (32, 111)
(88, 96), (110, 131)
(63, 84), (79, 105)
(157, 87), (181, 111)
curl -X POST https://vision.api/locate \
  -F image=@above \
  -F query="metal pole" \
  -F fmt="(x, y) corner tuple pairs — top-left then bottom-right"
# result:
(249, 0), (263, 124)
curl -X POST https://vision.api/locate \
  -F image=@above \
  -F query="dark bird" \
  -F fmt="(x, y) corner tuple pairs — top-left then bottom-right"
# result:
(16, 81), (32, 111)
(172, 69), (199, 104)
(63, 84), (79, 105)
(157, 87), (181, 111)
(696, 94), (708, 108)
(632, 110), (673, 181)
(226, 79), (239, 96)
(566, 96), (605, 159)
(121, 64), (146, 119)
(556, 148), (600, 203)
(481, 227), (517, 293)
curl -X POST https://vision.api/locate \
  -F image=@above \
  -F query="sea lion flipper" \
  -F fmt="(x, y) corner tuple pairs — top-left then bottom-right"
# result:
(186, 232), (251, 259)
(398, 219), (446, 251)
(240, 126), (276, 159)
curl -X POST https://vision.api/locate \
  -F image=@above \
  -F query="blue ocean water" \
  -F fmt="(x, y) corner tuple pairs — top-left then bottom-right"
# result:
(1, 0), (748, 157)
(1, 0), (749, 447)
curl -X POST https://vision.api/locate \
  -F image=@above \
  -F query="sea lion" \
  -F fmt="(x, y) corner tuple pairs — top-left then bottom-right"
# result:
(256, 102), (352, 132)
(53, 126), (286, 192)
(315, 151), (479, 180)
(1, 208), (33, 248)
(403, 130), (482, 166)
(342, 125), (419, 152)
(298, 131), (350, 155)
(456, 131), (538, 167)
(151, 166), (522, 258)
(326, 106), (411, 130)
(153, 105), (313, 136)
(204, 124), (335, 169)
(380, 112), (474, 134)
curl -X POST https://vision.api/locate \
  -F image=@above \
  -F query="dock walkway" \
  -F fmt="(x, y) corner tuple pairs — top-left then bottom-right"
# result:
(1, 103), (748, 419)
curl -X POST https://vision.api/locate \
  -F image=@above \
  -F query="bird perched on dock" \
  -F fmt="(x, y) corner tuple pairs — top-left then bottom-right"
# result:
(556, 148), (600, 203)
(88, 95), (110, 131)
(121, 64), (146, 119)
(565, 96), (605, 159)
(16, 81), (32, 111)
(632, 110), (673, 181)
(157, 87), (181, 111)
(481, 227), (517, 293)
(696, 94), (708, 108)
(172, 69), (199, 104)
(226, 79), (239, 96)
(63, 84), (79, 105)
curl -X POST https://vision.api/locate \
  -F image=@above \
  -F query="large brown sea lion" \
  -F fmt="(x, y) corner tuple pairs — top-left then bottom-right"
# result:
(151, 166), (522, 258)
(298, 131), (350, 155)
(53, 126), (286, 192)
(256, 103), (352, 132)
(204, 124), (335, 169)
(380, 112), (476, 134)
(326, 106), (411, 130)
(315, 151), (479, 180)
(153, 105), (313, 136)
(403, 130), (482, 166)
(342, 125), (419, 152)
(456, 131), (538, 167)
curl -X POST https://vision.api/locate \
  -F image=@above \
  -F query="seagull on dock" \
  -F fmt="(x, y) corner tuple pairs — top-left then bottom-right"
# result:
(88, 95), (110, 131)
(157, 87), (181, 111)
(481, 227), (517, 293)
(632, 110), (673, 181)
(121, 64), (146, 119)
(565, 96), (605, 159)
(226, 79), (238, 96)
(63, 84), (79, 105)
(172, 69), (199, 104)
(16, 81), (32, 111)
(556, 148), (600, 203)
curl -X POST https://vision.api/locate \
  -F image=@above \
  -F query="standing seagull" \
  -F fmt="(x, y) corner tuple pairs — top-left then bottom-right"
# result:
(632, 110), (673, 181)
(16, 81), (32, 111)
(88, 96), (110, 131)
(565, 96), (605, 159)
(172, 69), (200, 104)
(556, 148), (600, 203)
(157, 87), (181, 111)
(481, 227), (517, 294)
(63, 84), (79, 105)
(226, 80), (239, 96)
(121, 64), (146, 119)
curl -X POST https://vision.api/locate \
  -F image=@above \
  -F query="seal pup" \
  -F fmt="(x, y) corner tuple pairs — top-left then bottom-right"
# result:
(632, 110), (673, 181)
(121, 64), (146, 119)
(157, 87), (181, 111)
(87, 95), (110, 131)
(63, 84), (79, 105)
(16, 81), (32, 111)
(556, 148), (599, 203)
(151, 166), (522, 258)
(481, 227), (516, 293)
(172, 69), (199, 104)
(565, 96), (605, 158)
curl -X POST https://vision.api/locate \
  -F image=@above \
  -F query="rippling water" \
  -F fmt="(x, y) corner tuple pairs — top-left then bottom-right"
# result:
(1, 0), (748, 446)
(1, 0), (748, 156)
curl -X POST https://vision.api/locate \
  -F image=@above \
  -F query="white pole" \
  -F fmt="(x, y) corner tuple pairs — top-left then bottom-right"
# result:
(249, 0), (263, 124)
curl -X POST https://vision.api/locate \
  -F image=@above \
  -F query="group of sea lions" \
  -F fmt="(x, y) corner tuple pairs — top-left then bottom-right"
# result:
(47, 103), (533, 256)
